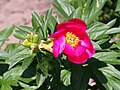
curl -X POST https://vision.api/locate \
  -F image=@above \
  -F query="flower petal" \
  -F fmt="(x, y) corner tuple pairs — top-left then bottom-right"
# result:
(64, 44), (86, 57)
(63, 44), (76, 57)
(68, 51), (89, 64)
(65, 26), (87, 40)
(86, 42), (96, 58)
(68, 18), (87, 31)
(49, 29), (65, 38)
(53, 36), (65, 57)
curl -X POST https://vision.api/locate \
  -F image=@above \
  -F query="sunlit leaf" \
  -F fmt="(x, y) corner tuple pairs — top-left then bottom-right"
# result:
(60, 69), (71, 86)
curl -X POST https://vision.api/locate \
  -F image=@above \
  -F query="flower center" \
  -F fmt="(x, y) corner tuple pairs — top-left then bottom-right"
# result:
(65, 32), (79, 47)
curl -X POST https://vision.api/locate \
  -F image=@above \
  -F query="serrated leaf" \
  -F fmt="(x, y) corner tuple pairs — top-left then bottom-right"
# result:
(60, 69), (71, 86)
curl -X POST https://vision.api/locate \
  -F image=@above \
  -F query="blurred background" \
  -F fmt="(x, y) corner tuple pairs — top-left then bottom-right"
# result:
(0, 0), (51, 30)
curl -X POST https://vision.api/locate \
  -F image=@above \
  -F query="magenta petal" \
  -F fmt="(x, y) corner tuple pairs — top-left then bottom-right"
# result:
(68, 51), (89, 64)
(75, 46), (86, 56)
(49, 29), (65, 38)
(63, 44), (76, 57)
(80, 39), (90, 48)
(64, 44), (86, 57)
(68, 18), (87, 31)
(53, 36), (65, 57)
(86, 43), (96, 58)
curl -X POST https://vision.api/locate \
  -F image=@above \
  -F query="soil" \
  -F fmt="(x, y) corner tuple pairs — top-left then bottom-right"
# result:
(0, 0), (53, 49)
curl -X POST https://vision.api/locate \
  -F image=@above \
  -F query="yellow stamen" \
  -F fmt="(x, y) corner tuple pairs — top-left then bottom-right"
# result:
(65, 32), (79, 47)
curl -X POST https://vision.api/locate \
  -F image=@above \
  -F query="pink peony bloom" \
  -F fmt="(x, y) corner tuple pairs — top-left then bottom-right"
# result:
(49, 18), (95, 64)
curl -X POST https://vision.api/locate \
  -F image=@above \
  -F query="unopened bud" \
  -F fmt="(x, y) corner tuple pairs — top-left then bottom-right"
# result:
(33, 34), (39, 43)
(22, 39), (31, 47)
(26, 34), (33, 42)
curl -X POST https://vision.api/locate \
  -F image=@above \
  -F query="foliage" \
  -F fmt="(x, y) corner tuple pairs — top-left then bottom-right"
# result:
(0, 0), (120, 90)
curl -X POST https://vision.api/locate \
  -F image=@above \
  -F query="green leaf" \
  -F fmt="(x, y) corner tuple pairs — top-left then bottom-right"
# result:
(48, 16), (57, 34)
(100, 64), (120, 80)
(92, 41), (102, 50)
(1, 82), (12, 90)
(16, 26), (34, 34)
(93, 51), (118, 61)
(96, 38), (109, 45)
(106, 19), (116, 28)
(89, 59), (108, 89)
(105, 27), (120, 34)
(4, 45), (31, 69)
(99, 64), (120, 89)
(32, 12), (44, 39)
(22, 56), (33, 71)
(14, 29), (26, 40)
(85, 0), (106, 25)
(53, 0), (75, 18)
(0, 34), (8, 41)
(5, 43), (20, 54)
(115, 0), (120, 11)
(43, 8), (52, 38)
(0, 24), (15, 37)
(18, 76), (35, 84)
(93, 51), (120, 64)
(60, 69), (71, 86)
(19, 81), (37, 90)
(87, 22), (109, 40)
(36, 72), (46, 88)
(0, 24), (15, 48)
(0, 50), (9, 60)
(7, 49), (31, 69)
(3, 66), (23, 80)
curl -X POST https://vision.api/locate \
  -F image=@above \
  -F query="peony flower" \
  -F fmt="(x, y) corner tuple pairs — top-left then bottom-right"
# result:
(49, 18), (95, 64)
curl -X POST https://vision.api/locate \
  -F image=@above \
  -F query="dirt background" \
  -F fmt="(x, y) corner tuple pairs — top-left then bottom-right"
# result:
(0, 0), (53, 48)
(0, 0), (51, 29)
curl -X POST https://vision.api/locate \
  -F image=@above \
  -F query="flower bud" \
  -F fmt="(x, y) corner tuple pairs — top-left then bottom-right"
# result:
(22, 39), (32, 47)
(26, 34), (33, 42)
(33, 34), (39, 43)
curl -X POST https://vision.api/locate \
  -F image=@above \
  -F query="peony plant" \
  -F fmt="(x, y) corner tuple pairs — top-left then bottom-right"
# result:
(0, 0), (120, 90)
